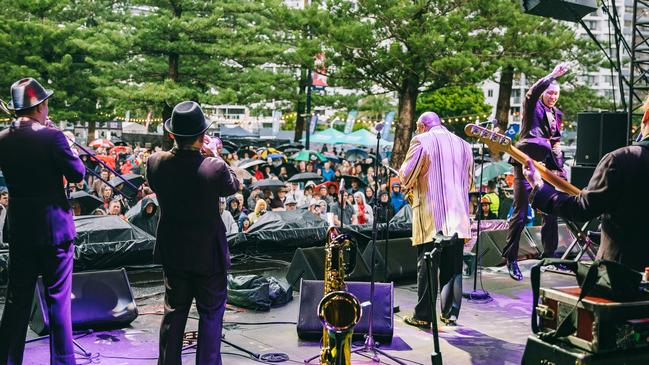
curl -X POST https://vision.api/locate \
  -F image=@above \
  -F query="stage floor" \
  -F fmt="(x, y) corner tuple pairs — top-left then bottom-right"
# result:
(5, 260), (575, 364)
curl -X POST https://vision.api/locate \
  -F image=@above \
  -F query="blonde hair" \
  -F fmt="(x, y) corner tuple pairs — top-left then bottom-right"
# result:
(254, 199), (267, 215)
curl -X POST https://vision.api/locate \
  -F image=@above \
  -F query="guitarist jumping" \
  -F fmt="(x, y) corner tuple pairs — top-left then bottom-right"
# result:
(503, 62), (569, 281)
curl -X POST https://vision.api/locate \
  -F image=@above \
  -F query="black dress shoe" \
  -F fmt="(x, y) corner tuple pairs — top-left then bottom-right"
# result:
(440, 315), (457, 326)
(507, 261), (523, 281)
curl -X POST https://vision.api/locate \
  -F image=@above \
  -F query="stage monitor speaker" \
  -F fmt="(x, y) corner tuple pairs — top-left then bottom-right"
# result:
(361, 237), (417, 283)
(285, 246), (371, 289)
(575, 112), (627, 166)
(473, 229), (539, 267)
(524, 223), (576, 256)
(521, 0), (598, 22)
(29, 268), (138, 336)
(570, 165), (596, 190)
(296, 280), (394, 344)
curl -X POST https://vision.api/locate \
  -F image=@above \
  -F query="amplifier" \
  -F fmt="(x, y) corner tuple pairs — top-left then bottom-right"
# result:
(537, 286), (649, 353)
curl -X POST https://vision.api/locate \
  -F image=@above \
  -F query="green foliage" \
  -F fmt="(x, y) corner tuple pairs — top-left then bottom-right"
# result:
(417, 86), (491, 120)
(558, 86), (616, 124)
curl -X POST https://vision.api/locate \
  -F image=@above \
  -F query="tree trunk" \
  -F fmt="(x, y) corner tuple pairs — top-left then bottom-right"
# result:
(86, 121), (96, 144)
(495, 64), (514, 131)
(390, 76), (418, 168)
(162, 2), (181, 151)
(294, 67), (307, 143)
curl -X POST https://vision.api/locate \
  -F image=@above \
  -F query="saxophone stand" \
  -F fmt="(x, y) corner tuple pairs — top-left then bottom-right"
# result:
(424, 245), (443, 365)
(349, 123), (407, 365)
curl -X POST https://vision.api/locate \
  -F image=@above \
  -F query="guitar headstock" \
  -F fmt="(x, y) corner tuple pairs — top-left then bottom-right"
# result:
(464, 124), (512, 153)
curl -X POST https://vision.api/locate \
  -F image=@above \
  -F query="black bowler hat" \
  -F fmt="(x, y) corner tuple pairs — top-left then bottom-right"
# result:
(8, 78), (53, 111)
(164, 101), (212, 137)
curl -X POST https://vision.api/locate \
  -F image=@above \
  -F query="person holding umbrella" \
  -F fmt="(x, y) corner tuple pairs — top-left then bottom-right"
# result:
(146, 101), (239, 365)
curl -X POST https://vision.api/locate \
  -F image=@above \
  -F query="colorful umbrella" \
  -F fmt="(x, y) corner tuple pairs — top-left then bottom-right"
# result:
(474, 161), (513, 184)
(89, 138), (115, 149)
(291, 149), (328, 162)
(257, 147), (283, 159)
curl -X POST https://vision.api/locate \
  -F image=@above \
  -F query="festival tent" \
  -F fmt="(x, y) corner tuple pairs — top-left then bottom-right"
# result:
(344, 129), (393, 147)
(220, 126), (257, 137)
(304, 128), (347, 144)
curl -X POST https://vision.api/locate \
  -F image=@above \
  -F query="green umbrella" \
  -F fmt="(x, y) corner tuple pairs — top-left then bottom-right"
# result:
(290, 149), (328, 162)
(474, 161), (513, 184)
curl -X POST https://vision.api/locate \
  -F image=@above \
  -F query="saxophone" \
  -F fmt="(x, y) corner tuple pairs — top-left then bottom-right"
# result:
(318, 225), (362, 365)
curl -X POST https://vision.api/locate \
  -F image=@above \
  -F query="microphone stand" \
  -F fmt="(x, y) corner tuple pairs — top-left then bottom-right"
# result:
(463, 121), (493, 301)
(350, 125), (406, 365)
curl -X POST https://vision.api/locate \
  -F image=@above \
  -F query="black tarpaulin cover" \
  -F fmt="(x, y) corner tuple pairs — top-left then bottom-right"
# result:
(0, 215), (156, 284)
(226, 274), (293, 311)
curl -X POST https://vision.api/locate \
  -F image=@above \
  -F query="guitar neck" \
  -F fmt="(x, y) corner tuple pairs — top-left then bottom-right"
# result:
(508, 145), (581, 196)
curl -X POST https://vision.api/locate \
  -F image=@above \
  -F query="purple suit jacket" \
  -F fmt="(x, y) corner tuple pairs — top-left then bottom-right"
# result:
(0, 119), (85, 246)
(532, 141), (649, 271)
(146, 149), (239, 274)
(516, 76), (564, 170)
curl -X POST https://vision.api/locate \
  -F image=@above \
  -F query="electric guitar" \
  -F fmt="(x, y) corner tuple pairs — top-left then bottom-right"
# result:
(464, 124), (581, 196)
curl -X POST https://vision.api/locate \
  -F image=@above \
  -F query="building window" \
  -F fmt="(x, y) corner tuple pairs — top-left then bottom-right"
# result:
(487, 89), (493, 97)
(587, 20), (597, 30)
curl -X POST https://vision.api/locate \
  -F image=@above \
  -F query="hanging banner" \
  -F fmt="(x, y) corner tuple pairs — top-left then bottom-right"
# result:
(309, 114), (318, 135)
(312, 52), (327, 89)
(344, 109), (358, 134)
(382, 111), (396, 140)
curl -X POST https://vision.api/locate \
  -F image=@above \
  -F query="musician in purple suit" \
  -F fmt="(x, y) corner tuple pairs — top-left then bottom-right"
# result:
(0, 78), (85, 365)
(503, 63), (569, 281)
(146, 101), (239, 365)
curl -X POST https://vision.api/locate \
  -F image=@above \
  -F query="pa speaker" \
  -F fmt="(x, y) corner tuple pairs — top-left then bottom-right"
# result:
(472, 229), (539, 267)
(285, 246), (370, 289)
(521, 0), (598, 22)
(570, 165), (596, 189)
(576, 112), (627, 166)
(361, 237), (417, 283)
(297, 280), (394, 344)
(525, 223), (576, 256)
(29, 268), (138, 335)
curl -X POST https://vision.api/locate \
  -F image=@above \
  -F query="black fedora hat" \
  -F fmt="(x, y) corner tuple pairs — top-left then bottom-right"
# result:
(164, 101), (212, 137)
(8, 77), (53, 111)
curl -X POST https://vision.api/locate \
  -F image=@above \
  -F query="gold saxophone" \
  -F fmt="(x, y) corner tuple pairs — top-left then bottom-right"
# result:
(318, 226), (362, 365)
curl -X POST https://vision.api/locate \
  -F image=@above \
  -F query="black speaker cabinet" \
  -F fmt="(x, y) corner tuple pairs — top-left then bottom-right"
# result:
(472, 229), (539, 267)
(521, 335), (649, 364)
(361, 237), (417, 283)
(570, 165), (596, 189)
(29, 268), (138, 335)
(576, 112), (627, 166)
(521, 0), (598, 22)
(285, 246), (370, 289)
(525, 223), (576, 256)
(297, 279), (394, 343)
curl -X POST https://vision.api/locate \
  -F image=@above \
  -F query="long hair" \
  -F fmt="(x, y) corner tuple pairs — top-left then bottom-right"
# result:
(254, 199), (267, 215)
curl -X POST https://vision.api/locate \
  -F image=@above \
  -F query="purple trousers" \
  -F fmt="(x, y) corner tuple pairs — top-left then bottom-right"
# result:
(158, 269), (227, 365)
(0, 241), (75, 365)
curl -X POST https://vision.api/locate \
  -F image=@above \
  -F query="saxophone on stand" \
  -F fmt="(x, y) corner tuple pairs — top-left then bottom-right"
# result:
(317, 217), (362, 365)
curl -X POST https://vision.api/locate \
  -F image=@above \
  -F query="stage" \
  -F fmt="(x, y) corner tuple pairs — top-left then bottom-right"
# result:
(5, 260), (575, 364)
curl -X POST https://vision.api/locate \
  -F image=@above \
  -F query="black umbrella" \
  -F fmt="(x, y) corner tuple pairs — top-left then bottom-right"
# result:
(277, 142), (305, 151)
(288, 172), (324, 183)
(251, 179), (286, 190)
(109, 173), (145, 198)
(282, 147), (301, 156)
(69, 191), (103, 215)
(345, 148), (369, 163)
(239, 159), (267, 170)
(338, 174), (366, 187)
(221, 139), (238, 151)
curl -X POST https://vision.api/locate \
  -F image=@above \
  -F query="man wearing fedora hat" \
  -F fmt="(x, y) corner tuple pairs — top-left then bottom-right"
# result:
(146, 101), (239, 365)
(0, 78), (85, 364)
